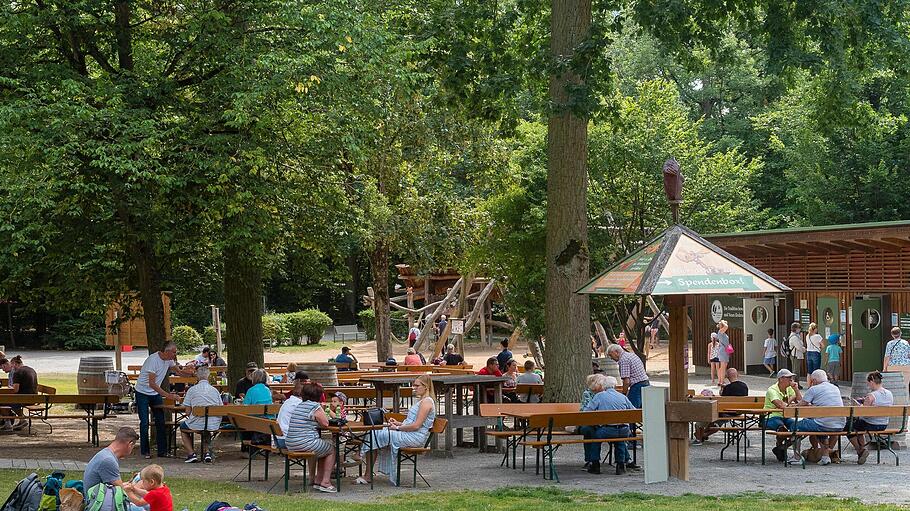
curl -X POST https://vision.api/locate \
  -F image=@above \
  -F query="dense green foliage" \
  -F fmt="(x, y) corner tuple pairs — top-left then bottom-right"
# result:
(1, 0), (909, 366)
(171, 325), (203, 353)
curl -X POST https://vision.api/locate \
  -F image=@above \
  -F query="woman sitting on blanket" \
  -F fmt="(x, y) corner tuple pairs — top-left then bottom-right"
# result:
(356, 374), (436, 486)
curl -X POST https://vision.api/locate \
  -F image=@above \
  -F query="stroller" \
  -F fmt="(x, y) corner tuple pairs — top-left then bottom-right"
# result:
(104, 370), (133, 413)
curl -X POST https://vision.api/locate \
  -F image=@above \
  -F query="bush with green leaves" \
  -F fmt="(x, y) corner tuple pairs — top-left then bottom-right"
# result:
(172, 325), (203, 352)
(358, 308), (376, 340)
(282, 309), (333, 345)
(50, 317), (107, 351)
(262, 314), (288, 344)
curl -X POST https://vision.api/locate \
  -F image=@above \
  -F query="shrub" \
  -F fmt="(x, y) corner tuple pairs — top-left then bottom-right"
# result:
(50, 317), (107, 351)
(358, 308), (376, 340)
(172, 325), (203, 352)
(299, 309), (333, 345)
(202, 324), (226, 347)
(262, 314), (287, 343)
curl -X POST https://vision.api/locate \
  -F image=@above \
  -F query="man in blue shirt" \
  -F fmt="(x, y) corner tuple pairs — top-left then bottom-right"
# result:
(496, 339), (513, 372)
(580, 374), (635, 475)
(334, 347), (358, 371)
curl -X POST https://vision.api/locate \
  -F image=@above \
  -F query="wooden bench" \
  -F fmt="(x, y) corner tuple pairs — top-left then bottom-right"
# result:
(771, 405), (909, 467)
(0, 394), (119, 445)
(227, 413), (317, 493)
(387, 412), (448, 487)
(516, 409), (642, 481)
(479, 403), (580, 469)
(167, 404), (281, 457)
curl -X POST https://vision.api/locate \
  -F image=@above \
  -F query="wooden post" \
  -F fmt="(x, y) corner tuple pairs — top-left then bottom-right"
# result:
(114, 312), (122, 371)
(406, 287), (415, 329)
(479, 300), (488, 347)
(666, 294), (689, 481)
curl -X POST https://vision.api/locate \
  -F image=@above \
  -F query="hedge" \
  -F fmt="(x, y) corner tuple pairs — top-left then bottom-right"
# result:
(172, 325), (203, 352)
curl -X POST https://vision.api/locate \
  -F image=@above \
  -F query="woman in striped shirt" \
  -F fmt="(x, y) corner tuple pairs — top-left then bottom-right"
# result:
(285, 383), (336, 492)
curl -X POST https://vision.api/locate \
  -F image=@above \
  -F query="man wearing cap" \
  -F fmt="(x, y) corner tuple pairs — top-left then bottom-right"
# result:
(334, 347), (358, 371)
(765, 368), (801, 462)
(234, 362), (259, 399)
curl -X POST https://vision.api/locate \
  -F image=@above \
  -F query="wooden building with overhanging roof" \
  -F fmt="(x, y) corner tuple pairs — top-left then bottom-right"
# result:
(690, 220), (910, 378)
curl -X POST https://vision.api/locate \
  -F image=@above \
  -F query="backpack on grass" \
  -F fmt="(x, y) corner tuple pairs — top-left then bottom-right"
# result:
(84, 484), (128, 511)
(2, 473), (44, 511)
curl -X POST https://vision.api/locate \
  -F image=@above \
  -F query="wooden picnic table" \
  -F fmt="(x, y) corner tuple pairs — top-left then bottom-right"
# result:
(0, 393), (121, 446)
(359, 374), (506, 455)
(321, 421), (386, 491)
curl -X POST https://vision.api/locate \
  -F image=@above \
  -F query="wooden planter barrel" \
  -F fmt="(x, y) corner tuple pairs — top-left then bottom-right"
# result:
(851, 371), (908, 447)
(296, 363), (338, 386)
(78, 356), (115, 395)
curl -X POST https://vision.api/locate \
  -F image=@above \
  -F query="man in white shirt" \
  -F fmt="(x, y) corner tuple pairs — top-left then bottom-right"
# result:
(180, 366), (224, 463)
(135, 342), (190, 458)
(790, 369), (846, 465)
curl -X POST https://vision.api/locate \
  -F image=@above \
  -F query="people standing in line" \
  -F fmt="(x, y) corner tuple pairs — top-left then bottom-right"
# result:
(788, 322), (805, 382)
(805, 323), (823, 375)
(883, 326), (910, 391)
(707, 333), (720, 385)
(135, 343), (189, 459)
(714, 320), (731, 386)
(846, 371), (894, 464)
(496, 339), (513, 372)
(825, 334), (843, 384)
(779, 328), (792, 371)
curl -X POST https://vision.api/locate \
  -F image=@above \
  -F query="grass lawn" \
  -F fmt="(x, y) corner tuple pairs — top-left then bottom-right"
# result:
(35, 373), (79, 395)
(268, 340), (371, 356)
(0, 469), (900, 511)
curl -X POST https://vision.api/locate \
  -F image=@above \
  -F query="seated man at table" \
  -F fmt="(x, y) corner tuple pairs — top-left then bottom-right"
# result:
(440, 344), (464, 366)
(234, 362), (259, 399)
(180, 366), (223, 463)
(765, 369), (801, 462)
(477, 357), (502, 377)
(580, 374), (635, 475)
(692, 368), (749, 444)
(334, 347), (358, 371)
(790, 369), (845, 466)
(0, 356), (38, 430)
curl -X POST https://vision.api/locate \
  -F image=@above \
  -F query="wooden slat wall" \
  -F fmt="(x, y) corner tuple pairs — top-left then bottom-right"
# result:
(690, 295), (747, 370)
(735, 249), (910, 291)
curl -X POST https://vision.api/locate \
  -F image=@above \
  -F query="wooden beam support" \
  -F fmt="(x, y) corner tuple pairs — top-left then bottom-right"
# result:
(666, 294), (689, 481)
(882, 237), (910, 247)
(857, 238), (903, 251)
(413, 277), (463, 352)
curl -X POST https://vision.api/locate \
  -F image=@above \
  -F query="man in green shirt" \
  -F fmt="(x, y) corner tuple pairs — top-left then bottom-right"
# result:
(765, 369), (801, 462)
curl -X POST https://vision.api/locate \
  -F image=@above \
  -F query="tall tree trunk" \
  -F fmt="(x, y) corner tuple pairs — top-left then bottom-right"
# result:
(543, 0), (592, 403)
(131, 240), (167, 354)
(223, 246), (264, 384)
(343, 252), (359, 324)
(370, 242), (392, 362)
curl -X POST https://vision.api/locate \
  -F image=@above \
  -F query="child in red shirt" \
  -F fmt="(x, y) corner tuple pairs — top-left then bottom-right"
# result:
(124, 464), (173, 511)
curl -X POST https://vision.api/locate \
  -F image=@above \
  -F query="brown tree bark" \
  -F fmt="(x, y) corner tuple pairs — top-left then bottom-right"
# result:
(131, 239), (167, 354)
(543, 0), (592, 403)
(223, 246), (264, 384)
(370, 242), (392, 362)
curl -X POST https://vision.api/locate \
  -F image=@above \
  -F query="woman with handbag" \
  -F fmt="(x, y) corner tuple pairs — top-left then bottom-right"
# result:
(715, 321), (732, 386)
(356, 374), (436, 486)
(285, 383), (336, 493)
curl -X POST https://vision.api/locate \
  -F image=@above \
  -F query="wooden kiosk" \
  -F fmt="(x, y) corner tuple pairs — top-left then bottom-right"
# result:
(578, 162), (790, 480)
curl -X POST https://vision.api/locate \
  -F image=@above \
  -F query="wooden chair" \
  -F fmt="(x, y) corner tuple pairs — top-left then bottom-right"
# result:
(388, 413), (448, 487)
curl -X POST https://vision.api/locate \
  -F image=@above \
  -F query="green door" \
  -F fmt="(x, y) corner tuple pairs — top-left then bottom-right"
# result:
(817, 296), (839, 366)
(852, 297), (883, 373)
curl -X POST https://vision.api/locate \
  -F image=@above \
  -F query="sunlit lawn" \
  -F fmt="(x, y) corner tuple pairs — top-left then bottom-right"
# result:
(0, 469), (899, 511)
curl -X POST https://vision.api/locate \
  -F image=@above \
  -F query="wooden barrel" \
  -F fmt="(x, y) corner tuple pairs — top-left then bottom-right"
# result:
(296, 363), (338, 386)
(78, 356), (115, 395)
(851, 371), (908, 447)
(592, 357), (621, 380)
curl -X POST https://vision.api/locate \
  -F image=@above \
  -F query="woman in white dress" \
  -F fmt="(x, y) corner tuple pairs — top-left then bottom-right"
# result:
(357, 374), (436, 486)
